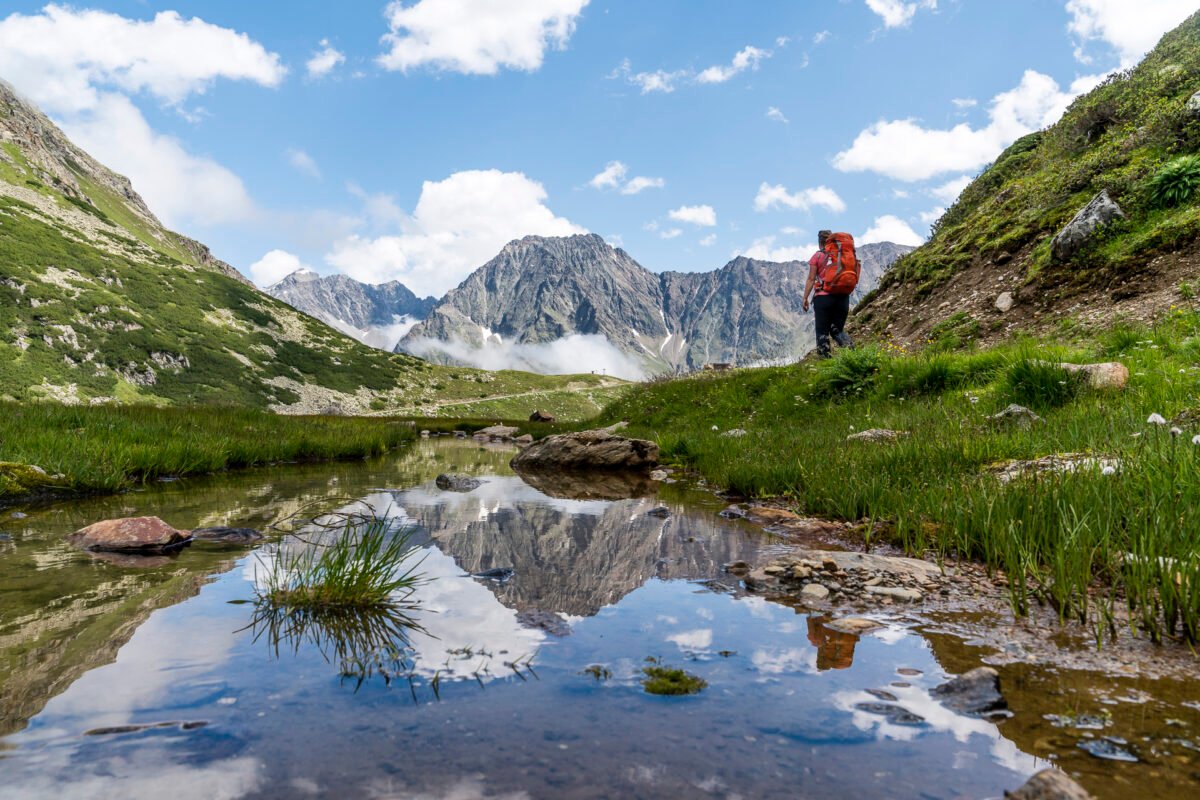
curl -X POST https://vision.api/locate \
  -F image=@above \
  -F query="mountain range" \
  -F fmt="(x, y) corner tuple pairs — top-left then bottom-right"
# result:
(271, 234), (911, 375)
(0, 79), (607, 415)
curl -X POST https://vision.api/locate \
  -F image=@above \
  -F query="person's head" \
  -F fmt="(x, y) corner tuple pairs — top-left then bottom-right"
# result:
(818, 230), (832, 247)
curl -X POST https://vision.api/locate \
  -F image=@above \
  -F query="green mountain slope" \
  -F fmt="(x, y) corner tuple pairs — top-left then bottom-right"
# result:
(856, 11), (1200, 347)
(0, 80), (616, 414)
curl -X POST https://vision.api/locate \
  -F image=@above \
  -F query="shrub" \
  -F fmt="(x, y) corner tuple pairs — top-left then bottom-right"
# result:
(1146, 154), (1200, 208)
(813, 346), (885, 397)
(1002, 357), (1084, 409)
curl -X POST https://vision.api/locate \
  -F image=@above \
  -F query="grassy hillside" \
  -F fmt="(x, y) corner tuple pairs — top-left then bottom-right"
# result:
(597, 310), (1200, 644)
(857, 11), (1200, 345)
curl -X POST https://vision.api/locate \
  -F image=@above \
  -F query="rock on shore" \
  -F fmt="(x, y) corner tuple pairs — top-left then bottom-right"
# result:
(511, 429), (659, 472)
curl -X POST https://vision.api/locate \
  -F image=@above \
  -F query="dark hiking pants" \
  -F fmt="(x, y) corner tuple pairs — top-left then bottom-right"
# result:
(813, 293), (852, 358)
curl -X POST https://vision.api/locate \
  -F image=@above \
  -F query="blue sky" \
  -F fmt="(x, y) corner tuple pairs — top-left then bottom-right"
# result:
(0, 1), (1194, 296)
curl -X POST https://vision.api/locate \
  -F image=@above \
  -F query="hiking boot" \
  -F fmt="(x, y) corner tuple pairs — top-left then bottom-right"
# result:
(834, 331), (855, 349)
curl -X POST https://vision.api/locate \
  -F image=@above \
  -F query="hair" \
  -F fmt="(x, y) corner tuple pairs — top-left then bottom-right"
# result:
(818, 230), (832, 245)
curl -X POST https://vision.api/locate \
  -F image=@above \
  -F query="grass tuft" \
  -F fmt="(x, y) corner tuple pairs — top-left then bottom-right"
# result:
(642, 664), (707, 696)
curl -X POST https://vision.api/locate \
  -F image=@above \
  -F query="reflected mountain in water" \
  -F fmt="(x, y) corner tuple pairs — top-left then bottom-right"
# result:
(381, 476), (768, 618)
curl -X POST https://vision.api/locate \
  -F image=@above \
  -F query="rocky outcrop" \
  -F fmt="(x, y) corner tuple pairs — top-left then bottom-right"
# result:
(398, 234), (913, 371)
(69, 517), (192, 552)
(268, 270), (436, 349)
(743, 549), (946, 605)
(1051, 190), (1125, 261)
(847, 429), (908, 443)
(1006, 770), (1093, 800)
(510, 429), (659, 472)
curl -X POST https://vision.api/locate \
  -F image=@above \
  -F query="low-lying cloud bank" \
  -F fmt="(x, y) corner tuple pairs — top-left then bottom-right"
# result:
(402, 333), (647, 380)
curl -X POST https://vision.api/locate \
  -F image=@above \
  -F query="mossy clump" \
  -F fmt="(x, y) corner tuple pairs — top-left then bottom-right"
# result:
(0, 461), (63, 497)
(641, 665), (707, 696)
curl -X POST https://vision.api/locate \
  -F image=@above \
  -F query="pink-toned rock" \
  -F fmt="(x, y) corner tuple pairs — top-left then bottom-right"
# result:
(69, 516), (192, 552)
(1006, 769), (1093, 800)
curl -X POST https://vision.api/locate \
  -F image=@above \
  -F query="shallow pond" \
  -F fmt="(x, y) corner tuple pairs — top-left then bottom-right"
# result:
(0, 439), (1197, 799)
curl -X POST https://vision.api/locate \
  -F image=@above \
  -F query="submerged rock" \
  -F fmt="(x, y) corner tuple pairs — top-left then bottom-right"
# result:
(1077, 737), (1139, 763)
(1006, 769), (1094, 800)
(1051, 190), (1124, 261)
(511, 429), (659, 471)
(191, 526), (263, 543)
(646, 505), (671, 518)
(435, 473), (482, 492)
(69, 516), (192, 553)
(853, 702), (925, 726)
(931, 666), (1008, 718)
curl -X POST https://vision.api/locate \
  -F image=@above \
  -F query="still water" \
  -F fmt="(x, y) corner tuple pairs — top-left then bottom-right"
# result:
(0, 439), (1196, 799)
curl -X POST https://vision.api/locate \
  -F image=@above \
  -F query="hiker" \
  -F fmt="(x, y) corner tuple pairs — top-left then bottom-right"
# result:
(802, 229), (859, 358)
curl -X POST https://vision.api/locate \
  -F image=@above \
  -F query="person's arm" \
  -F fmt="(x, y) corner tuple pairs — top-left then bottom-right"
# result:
(802, 256), (820, 311)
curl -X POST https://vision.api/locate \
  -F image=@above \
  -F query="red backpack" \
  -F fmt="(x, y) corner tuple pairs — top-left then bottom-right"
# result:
(818, 232), (860, 295)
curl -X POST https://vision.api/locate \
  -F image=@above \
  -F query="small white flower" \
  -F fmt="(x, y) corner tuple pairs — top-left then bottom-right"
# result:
(1101, 466), (1117, 476)
(1148, 413), (1167, 425)
(1132, 432), (1143, 438)
(1193, 435), (1200, 445)
(1171, 427), (1183, 437)
(711, 425), (718, 431)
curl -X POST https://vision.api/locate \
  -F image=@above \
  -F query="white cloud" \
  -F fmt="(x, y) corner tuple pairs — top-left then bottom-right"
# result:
(286, 148), (321, 179)
(250, 249), (307, 287)
(766, 106), (790, 124)
(699, 233), (717, 246)
(590, 161), (663, 194)
(892, 188), (910, 199)
(306, 38), (346, 78)
(589, 160), (627, 189)
(66, 94), (255, 227)
(930, 174), (972, 204)
(621, 175), (665, 194)
(919, 206), (946, 224)
(754, 183), (847, 214)
(740, 235), (817, 263)
(404, 333), (646, 380)
(1066, 0), (1195, 67)
(379, 0), (589, 74)
(659, 227), (684, 240)
(865, 0), (938, 29)
(834, 70), (1101, 181)
(951, 97), (977, 109)
(610, 58), (688, 94)
(776, 36), (792, 47)
(668, 204), (717, 227)
(325, 169), (584, 296)
(0, 5), (283, 230)
(696, 45), (771, 84)
(667, 628), (713, 650)
(862, 214), (925, 246)
(813, 30), (831, 45)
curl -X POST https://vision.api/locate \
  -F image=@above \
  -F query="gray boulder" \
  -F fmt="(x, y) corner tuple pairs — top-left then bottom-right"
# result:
(931, 666), (1008, 718)
(191, 526), (263, 543)
(1051, 190), (1125, 261)
(435, 473), (482, 492)
(989, 404), (1044, 428)
(1187, 90), (1200, 119)
(511, 429), (659, 472)
(1006, 769), (1093, 800)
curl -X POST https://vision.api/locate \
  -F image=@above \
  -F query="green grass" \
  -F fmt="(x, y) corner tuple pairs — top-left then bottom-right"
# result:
(257, 516), (424, 611)
(0, 402), (418, 506)
(642, 663), (708, 695)
(597, 310), (1200, 645)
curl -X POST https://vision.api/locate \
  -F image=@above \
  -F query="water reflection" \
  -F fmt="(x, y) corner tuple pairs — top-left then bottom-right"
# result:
(807, 616), (859, 671)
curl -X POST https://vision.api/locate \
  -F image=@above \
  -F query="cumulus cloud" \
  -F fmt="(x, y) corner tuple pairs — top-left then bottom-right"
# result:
(668, 204), (717, 227)
(813, 30), (831, 45)
(1066, 0), (1195, 67)
(834, 70), (1100, 181)
(589, 161), (664, 194)
(952, 97), (978, 109)
(325, 169), (584, 296)
(766, 106), (790, 124)
(740, 235), (817, 262)
(865, 0), (938, 29)
(404, 333), (647, 379)
(249, 249), (308, 287)
(378, 0), (589, 74)
(699, 233), (717, 246)
(930, 174), (972, 204)
(696, 45), (771, 84)
(286, 148), (321, 179)
(609, 58), (688, 94)
(919, 206), (946, 225)
(306, 38), (346, 78)
(862, 214), (925, 246)
(659, 228), (683, 240)
(0, 5), (283, 229)
(754, 183), (847, 214)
